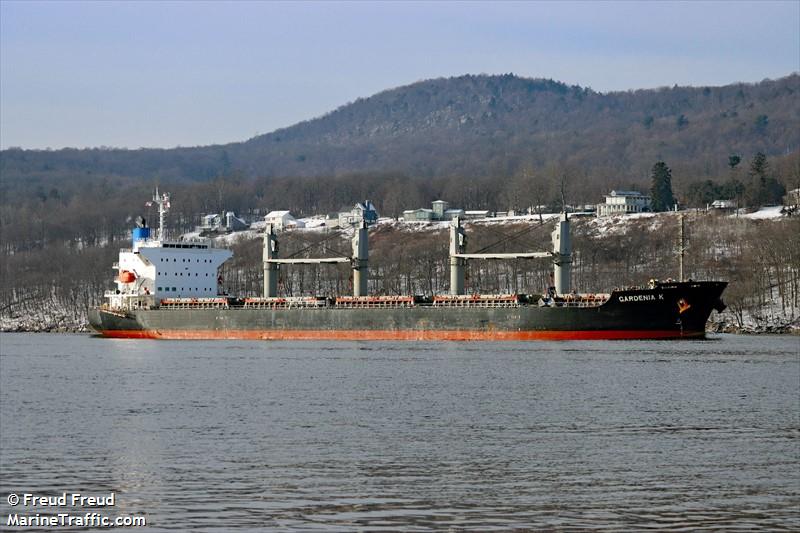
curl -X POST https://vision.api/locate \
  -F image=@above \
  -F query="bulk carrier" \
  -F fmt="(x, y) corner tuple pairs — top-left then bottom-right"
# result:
(88, 191), (727, 340)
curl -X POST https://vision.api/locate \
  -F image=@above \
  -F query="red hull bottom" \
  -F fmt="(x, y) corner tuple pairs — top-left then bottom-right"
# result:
(97, 329), (706, 341)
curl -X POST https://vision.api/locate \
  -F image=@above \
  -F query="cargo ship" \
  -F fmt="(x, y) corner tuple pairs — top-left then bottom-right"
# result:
(88, 191), (727, 340)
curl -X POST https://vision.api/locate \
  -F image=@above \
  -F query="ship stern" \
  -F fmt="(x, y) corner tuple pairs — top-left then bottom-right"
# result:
(87, 307), (145, 337)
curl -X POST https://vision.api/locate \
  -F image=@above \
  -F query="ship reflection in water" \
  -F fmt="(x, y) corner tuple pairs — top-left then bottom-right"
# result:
(1, 334), (798, 530)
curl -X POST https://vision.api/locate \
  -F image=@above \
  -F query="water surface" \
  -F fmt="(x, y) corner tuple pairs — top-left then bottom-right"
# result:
(1, 333), (798, 530)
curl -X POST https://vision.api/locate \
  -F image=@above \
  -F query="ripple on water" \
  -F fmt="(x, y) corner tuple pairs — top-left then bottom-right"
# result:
(1, 333), (798, 531)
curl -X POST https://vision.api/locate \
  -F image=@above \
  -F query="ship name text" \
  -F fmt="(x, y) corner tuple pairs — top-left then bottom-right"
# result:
(618, 294), (664, 303)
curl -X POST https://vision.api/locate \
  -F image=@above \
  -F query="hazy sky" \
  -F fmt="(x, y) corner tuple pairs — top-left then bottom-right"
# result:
(1, 0), (798, 150)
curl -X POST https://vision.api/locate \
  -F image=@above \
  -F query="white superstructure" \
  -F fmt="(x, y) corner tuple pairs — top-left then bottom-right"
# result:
(105, 190), (233, 310)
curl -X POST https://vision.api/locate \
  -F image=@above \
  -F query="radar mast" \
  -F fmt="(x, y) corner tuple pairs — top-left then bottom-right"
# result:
(152, 188), (171, 241)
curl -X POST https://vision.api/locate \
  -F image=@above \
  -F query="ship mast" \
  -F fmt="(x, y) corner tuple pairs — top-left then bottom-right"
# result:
(152, 187), (171, 241)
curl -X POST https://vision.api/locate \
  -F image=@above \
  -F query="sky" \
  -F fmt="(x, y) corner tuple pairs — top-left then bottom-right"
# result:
(1, 0), (798, 150)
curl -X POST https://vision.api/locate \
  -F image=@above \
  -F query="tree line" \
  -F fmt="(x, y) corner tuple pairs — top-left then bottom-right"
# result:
(2, 148), (797, 257)
(652, 151), (792, 211)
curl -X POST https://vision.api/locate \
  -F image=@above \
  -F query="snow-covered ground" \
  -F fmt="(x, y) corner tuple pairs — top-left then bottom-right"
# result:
(192, 208), (797, 244)
(711, 295), (800, 335)
(739, 206), (786, 219)
(0, 292), (91, 333)
(189, 213), (572, 243)
(583, 212), (660, 236)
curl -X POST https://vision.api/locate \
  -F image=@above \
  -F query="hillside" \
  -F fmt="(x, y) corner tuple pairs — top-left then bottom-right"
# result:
(240, 74), (800, 182)
(2, 73), (799, 198)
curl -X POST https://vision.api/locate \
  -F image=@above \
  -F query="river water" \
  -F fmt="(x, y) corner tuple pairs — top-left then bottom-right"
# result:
(1, 333), (798, 531)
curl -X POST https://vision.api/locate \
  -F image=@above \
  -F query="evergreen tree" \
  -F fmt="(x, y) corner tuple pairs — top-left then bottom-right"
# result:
(746, 152), (769, 206)
(750, 151), (768, 176)
(650, 161), (675, 211)
(746, 152), (785, 206)
(754, 114), (769, 134)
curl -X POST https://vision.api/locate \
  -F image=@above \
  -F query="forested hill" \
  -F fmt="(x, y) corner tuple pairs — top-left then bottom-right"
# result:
(2, 73), (799, 193)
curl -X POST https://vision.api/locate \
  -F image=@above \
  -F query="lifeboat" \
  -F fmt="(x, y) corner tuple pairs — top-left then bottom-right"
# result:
(119, 270), (137, 283)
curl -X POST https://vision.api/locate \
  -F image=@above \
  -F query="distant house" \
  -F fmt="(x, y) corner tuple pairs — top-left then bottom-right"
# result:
(264, 210), (305, 230)
(463, 210), (491, 219)
(225, 211), (249, 231)
(402, 208), (435, 222)
(199, 213), (222, 232)
(710, 199), (737, 210)
(784, 188), (800, 208)
(596, 190), (651, 217)
(338, 200), (379, 226)
(197, 211), (249, 234)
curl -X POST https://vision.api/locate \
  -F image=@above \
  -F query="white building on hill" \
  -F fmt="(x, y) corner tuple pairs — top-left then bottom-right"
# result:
(597, 190), (651, 217)
(264, 210), (305, 230)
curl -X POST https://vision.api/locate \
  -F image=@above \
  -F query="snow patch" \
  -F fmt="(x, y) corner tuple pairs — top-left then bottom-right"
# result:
(740, 206), (785, 219)
(297, 216), (328, 229)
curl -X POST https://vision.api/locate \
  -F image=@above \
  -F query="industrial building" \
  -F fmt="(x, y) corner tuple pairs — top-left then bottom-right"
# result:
(402, 200), (465, 222)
